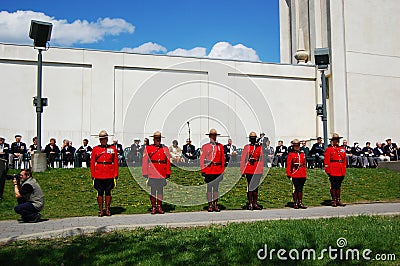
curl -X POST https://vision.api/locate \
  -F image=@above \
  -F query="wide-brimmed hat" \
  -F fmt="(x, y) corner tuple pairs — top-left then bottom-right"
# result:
(134, 138), (140, 142)
(329, 133), (343, 140)
(149, 131), (165, 138)
(291, 138), (301, 145)
(0, 136), (5, 140)
(249, 131), (257, 137)
(97, 130), (109, 139)
(205, 128), (220, 136)
(15, 134), (22, 138)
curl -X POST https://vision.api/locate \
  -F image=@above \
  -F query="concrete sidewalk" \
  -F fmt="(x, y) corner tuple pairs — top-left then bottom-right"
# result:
(0, 202), (399, 244)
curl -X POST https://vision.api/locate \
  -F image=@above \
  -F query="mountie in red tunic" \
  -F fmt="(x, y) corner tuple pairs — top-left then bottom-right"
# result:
(90, 145), (119, 179)
(240, 143), (264, 175)
(286, 150), (307, 178)
(142, 144), (171, 179)
(200, 142), (225, 175)
(324, 145), (347, 177)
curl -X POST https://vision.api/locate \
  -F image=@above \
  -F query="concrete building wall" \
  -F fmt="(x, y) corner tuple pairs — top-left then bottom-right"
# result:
(0, 43), (317, 149)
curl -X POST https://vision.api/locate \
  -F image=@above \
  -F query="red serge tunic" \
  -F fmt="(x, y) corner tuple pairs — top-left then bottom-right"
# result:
(142, 144), (171, 179)
(240, 144), (264, 175)
(286, 151), (307, 178)
(324, 145), (347, 177)
(90, 145), (118, 179)
(200, 142), (225, 175)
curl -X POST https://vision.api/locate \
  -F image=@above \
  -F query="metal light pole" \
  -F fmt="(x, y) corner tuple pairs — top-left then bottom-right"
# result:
(314, 48), (330, 149)
(29, 20), (52, 172)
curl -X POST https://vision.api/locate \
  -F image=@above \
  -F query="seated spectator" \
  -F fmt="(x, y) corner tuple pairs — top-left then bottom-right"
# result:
(384, 138), (398, 161)
(362, 142), (379, 168)
(28, 137), (38, 168)
(300, 140), (314, 168)
(224, 139), (238, 165)
(182, 139), (196, 162)
(374, 142), (390, 162)
(169, 140), (184, 164)
(310, 137), (325, 168)
(273, 140), (288, 167)
(128, 138), (142, 166)
(112, 139), (125, 166)
(44, 138), (60, 168)
(0, 137), (10, 161)
(9, 134), (27, 169)
(76, 139), (92, 168)
(264, 140), (275, 167)
(61, 139), (75, 168)
(351, 142), (365, 167)
(342, 140), (358, 168)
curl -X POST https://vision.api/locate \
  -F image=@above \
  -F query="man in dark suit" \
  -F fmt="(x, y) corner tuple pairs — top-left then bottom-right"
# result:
(273, 140), (288, 167)
(351, 142), (365, 167)
(362, 142), (379, 167)
(182, 139), (196, 162)
(310, 137), (325, 168)
(128, 138), (142, 166)
(76, 139), (92, 167)
(9, 134), (27, 169)
(384, 138), (398, 161)
(44, 138), (60, 168)
(224, 139), (237, 166)
(112, 139), (125, 166)
(61, 139), (75, 168)
(0, 137), (10, 161)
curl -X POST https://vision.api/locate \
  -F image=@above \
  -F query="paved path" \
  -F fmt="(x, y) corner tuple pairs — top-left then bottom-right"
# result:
(0, 202), (399, 244)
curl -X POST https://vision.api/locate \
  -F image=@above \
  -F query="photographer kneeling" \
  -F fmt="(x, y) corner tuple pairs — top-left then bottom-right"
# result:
(13, 169), (44, 222)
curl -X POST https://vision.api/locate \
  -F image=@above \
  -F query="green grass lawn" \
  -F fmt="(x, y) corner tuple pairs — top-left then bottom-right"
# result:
(0, 167), (399, 220)
(0, 215), (399, 265)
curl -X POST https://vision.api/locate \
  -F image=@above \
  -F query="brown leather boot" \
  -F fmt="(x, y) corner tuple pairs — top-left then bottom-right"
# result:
(157, 194), (165, 214)
(298, 192), (307, 209)
(97, 196), (104, 217)
(207, 192), (213, 212)
(293, 192), (299, 209)
(213, 192), (220, 212)
(105, 196), (112, 216)
(150, 196), (157, 214)
(330, 189), (337, 207)
(247, 191), (253, 210)
(336, 189), (346, 207)
(252, 192), (262, 210)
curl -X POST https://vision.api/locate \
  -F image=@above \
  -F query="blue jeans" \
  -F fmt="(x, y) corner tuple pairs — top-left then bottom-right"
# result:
(14, 202), (39, 221)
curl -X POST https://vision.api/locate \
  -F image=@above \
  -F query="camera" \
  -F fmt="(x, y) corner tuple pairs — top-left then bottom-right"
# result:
(6, 174), (21, 183)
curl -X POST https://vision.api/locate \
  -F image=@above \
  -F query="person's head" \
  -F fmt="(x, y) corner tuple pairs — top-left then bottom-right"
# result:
(228, 139), (232, 145)
(172, 140), (178, 147)
(249, 132), (257, 144)
(301, 140), (306, 147)
(83, 139), (88, 146)
(63, 139), (69, 146)
(386, 138), (392, 145)
(343, 140), (348, 146)
(98, 130), (109, 146)
(260, 133), (265, 137)
(134, 138), (140, 144)
(291, 139), (300, 151)
(317, 137), (322, 144)
(32, 137), (37, 144)
(266, 140), (271, 146)
(186, 139), (191, 145)
(20, 169), (32, 182)
(330, 133), (341, 146)
(15, 134), (22, 142)
(144, 138), (149, 145)
(366, 142), (371, 148)
(0, 137), (4, 144)
(69, 141), (73, 146)
(151, 131), (163, 145)
(376, 142), (382, 148)
(278, 140), (283, 146)
(207, 129), (219, 142)
(113, 139), (118, 145)
(50, 138), (56, 145)
(353, 142), (359, 148)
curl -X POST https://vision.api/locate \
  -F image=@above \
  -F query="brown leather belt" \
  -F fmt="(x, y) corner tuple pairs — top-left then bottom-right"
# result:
(151, 160), (167, 164)
(96, 161), (114, 165)
(331, 160), (344, 162)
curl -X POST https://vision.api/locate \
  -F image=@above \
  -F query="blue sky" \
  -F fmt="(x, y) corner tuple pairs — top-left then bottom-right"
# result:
(0, 0), (280, 62)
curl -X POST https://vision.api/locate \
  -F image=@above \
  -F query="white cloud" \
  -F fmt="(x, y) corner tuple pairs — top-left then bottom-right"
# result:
(167, 47), (207, 57)
(0, 10), (134, 46)
(208, 42), (260, 62)
(121, 42), (167, 54)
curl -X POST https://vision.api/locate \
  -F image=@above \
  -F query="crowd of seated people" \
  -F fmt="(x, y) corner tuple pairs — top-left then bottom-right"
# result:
(1, 133), (398, 170)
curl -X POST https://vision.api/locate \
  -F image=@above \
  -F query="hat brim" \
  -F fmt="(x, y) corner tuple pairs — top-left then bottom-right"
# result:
(205, 133), (221, 136)
(149, 135), (165, 138)
(96, 136), (109, 139)
(329, 137), (343, 140)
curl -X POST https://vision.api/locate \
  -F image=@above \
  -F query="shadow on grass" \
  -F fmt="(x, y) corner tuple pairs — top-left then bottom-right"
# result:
(145, 203), (176, 213)
(110, 207), (126, 215)
(320, 199), (333, 206)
